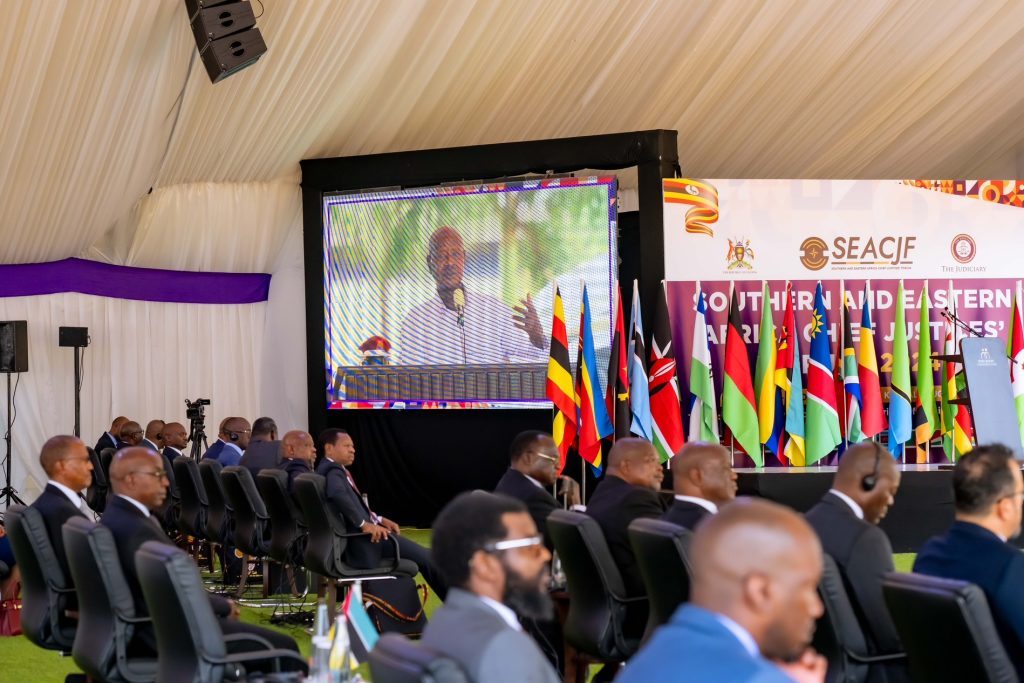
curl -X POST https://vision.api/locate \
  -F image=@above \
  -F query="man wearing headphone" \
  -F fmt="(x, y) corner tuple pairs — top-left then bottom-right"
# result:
(215, 416), (251, 467)
(804, 442), (905, 679)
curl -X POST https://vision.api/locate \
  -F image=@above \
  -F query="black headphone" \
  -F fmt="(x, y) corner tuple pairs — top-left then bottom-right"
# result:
(227, 431), (240, 442)
(862, 442), (882, 492)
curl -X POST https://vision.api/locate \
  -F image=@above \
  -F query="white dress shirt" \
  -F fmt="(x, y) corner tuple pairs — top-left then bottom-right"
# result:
(713, 612), (760, 658)
(48, 480), (84, 506)
(829, 489), (864, 520)
(673, 495), (718, 515)
(479, 595), (523, 632)
(117, 494), (152, 518)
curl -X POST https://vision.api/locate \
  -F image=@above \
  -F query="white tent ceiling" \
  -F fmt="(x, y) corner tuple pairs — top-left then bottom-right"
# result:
(2, 0), (1024, 266)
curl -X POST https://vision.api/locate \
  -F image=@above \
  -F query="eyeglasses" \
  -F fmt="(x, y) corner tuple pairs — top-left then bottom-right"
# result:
(130, 470), (168, 480)
(532, 452), (559, 466)
(484, 535), (544, 554)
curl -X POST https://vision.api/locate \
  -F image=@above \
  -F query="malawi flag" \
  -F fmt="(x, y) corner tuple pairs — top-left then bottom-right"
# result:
(888, 280), (913, 457)
(806, 282), (841, 465)
(605, 286), (631, 439)
(575, 285), (613, 473)
(723, 287), (760, 464)
(649, 280), (685, 462)
(689, 284), (719, 443)
(858, 282), (887, 438)
(546, 286), (577, 472)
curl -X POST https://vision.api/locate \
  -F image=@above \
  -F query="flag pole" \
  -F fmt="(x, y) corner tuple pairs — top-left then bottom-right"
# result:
(840, 279), (848, 456)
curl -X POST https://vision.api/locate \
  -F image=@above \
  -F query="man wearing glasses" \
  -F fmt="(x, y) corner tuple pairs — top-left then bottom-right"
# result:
(100, 448), (300, 664)
(494, 430), (580, 550)
(422, 491), (560, 683)
(915, 443), (1024, 678)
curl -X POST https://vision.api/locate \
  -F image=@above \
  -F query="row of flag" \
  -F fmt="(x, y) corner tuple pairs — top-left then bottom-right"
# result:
(547, 277), (986, 470)
(545, 280), (686, 474)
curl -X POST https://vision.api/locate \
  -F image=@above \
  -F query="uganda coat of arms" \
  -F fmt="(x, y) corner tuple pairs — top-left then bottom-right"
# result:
(726, 238), (755, 270)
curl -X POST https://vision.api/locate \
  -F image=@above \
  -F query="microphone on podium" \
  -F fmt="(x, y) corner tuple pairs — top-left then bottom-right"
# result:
(453, 287), (466, 328)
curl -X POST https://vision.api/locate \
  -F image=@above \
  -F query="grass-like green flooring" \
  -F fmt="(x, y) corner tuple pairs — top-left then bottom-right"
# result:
(0, 535), (916, 682)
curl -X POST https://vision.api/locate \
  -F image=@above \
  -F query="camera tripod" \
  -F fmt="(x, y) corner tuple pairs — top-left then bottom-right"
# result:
(2, 373), (25, 509)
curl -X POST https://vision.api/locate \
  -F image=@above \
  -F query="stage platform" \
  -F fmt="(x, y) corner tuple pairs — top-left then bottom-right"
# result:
(736, 464), (958, 553)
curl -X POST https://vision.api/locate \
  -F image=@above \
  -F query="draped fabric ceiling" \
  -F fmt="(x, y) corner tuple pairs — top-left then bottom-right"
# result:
(1, 0), (1023, 494)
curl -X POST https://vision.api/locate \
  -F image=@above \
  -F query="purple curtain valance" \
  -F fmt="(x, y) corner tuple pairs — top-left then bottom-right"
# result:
(0, 258), (271, 304)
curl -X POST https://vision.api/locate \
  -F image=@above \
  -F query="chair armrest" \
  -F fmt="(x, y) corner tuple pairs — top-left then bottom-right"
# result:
(115, 613), (153, 625)
(213, 648), (310, 673)
(845, 650), (907, 664)
(223, 632), (275, 650)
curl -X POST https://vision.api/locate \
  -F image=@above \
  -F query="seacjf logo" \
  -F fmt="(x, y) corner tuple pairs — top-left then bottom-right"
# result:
(799, 235), (917, 270)
(951, 234), (976, 264)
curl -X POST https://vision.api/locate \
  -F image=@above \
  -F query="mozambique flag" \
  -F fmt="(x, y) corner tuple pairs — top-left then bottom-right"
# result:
(545, 286), (577, 472)
(858, 282), (887, 438)
(575, 285), (614, 473)
(888, 280), (913, 458)
(689, 284), (719, 443)
(723, 287), (760, 464)
(1009, 282), (1024, 449)
(940, 281), (973, 460)
(913, 282), (937, 463)
(754, 282), (777, 449)
(606, 286), (631, 439)
(649, 280), (685, 463)
(840, 290), (865, 444)
(806, 283), (841, 464)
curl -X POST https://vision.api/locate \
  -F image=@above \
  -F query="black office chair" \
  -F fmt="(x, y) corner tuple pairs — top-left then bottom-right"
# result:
(812, 555), (905, 683)
(221, 466), (272, 596)
(368, 632), (469, 683)
(135, 541), (308, 682)
(882, 572), (1017, 683)
(256, 469), (308, 597)
(62, 517), (157, 682)
(4, 505), (77, 651)
(293, 473), (417, 611)
(199, 459), (233, 546)
(175, 456), (210, 541)
(548, 510), (646, 664)
(627, 518), (694, 639)
(84, 446), (110, 514)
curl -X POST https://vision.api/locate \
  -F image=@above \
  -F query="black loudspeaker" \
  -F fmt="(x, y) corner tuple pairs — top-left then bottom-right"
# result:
(59, 326), (89, 348)
(185, 0), (267, 84)
(0, 321), (28, 373)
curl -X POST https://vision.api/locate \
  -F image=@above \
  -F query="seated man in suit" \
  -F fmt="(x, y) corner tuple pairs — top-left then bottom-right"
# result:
(585, 437), (666, 597)
(202, 417), (231, 461)
(619, 498), (826, 683)
(804, 441), (903, 667)
(101, 447), (300, 666)
(140, 420), (164, 452)
(95, 416), (127, 454)
(215, 417), (250, 467)
(662, 442), (737, 530)
(157, 421), (187, 526)
(239, 416), (281, 480)
(914, 443), (1024, 677)
(316, 428), (446, 599)
(493, 430), (580, 549)
(28, 435), (95, 611)
(276, 430), (315, 495)
(118, 420), (144, 449)
(421, 492), (560, 683)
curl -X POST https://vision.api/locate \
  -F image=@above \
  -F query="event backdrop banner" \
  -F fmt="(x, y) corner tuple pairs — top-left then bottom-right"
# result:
(663, 179), (1024, 414)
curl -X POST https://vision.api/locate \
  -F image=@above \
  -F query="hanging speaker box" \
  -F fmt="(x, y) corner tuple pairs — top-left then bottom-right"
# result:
(0, 321), (28, 373)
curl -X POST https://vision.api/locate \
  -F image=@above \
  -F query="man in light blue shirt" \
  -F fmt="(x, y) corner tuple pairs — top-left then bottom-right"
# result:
(215, 417), (250, 467)
(618, 498), (827, 683)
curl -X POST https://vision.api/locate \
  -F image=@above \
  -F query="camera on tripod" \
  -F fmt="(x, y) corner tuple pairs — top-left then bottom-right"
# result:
(185, 397), (211, 421)
(185, 398), (212, 460)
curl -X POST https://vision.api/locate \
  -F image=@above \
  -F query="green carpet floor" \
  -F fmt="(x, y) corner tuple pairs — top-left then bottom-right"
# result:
(0, 532), (916, 682)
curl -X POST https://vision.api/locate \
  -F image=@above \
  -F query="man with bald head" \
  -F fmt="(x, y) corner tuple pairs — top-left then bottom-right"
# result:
(662, 442), (737, 530)
(101, 447), (300, 663)
(213, 417), (251, 467)
(140, 419), (164, 453)
(95, 416), (127, 453)
(804, 441), (903, 662)
(398, 225), (545, 364)
(276, 430), (316, 495)
(118, 420), (144, 448)
(586, 438), (666, 597)
(158, 421), (188, 526)
(202, 416), (232, 461)
(619, 498), (826, 682)
(29, 435), (94, 590)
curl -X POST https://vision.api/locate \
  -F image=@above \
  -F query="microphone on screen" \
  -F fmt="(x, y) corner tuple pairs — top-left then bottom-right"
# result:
(453, 287), (466, 328)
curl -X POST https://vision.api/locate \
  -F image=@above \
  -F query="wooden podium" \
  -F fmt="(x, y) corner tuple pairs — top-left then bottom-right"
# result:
(333, 363), (549, 401)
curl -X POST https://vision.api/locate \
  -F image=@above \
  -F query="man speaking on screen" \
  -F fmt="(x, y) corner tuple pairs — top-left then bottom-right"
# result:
(399, 226), (547, 364)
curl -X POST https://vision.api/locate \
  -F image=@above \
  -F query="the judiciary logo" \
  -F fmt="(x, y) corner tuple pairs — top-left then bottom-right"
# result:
(726, 238), (755, 270)
(951, 234), (976, 264)
(799, 236), (829, 271)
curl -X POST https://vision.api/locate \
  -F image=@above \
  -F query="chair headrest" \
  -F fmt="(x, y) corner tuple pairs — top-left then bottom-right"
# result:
(7, 504), (71, 589)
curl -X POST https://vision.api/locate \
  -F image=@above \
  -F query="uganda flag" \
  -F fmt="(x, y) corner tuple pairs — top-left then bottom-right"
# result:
(546, 286), (577, 472)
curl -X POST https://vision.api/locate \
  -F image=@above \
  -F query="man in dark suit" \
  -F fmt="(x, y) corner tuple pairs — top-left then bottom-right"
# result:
(239, 416), (281, 479)
(619, 499), (826, 683)
(586, 438), (666, 597)
(158, 421), (187, 526)
(101, 447), (300, 665)
(118, 420), (144, 450)
(140, 420), (164, 453)
(214, 417), (250, 467)
(662, 442), (736, 530)
(95, 416), (127, 454)
(202, 417), (231, 461)
(493, 430), (580, 549)
(316, 428), (446, 599)
(422, 492), (560, 683)
(276, 430), (315, 497)
(29, 435), (94, 598)
(805, 440), (903, 667)
(915, 444), (1024, 678)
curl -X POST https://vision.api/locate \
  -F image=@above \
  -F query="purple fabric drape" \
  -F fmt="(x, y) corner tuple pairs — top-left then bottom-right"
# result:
(0, 258), (270, 304)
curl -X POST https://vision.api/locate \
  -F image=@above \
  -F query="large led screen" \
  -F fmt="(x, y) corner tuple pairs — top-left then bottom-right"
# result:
(323, 176), (617, 409)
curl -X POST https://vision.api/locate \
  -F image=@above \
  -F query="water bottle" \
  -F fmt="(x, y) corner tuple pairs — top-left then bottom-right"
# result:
(329, 614), (352, 682)
(309, 635), (332, 683)
(313, 600), (329, 638)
